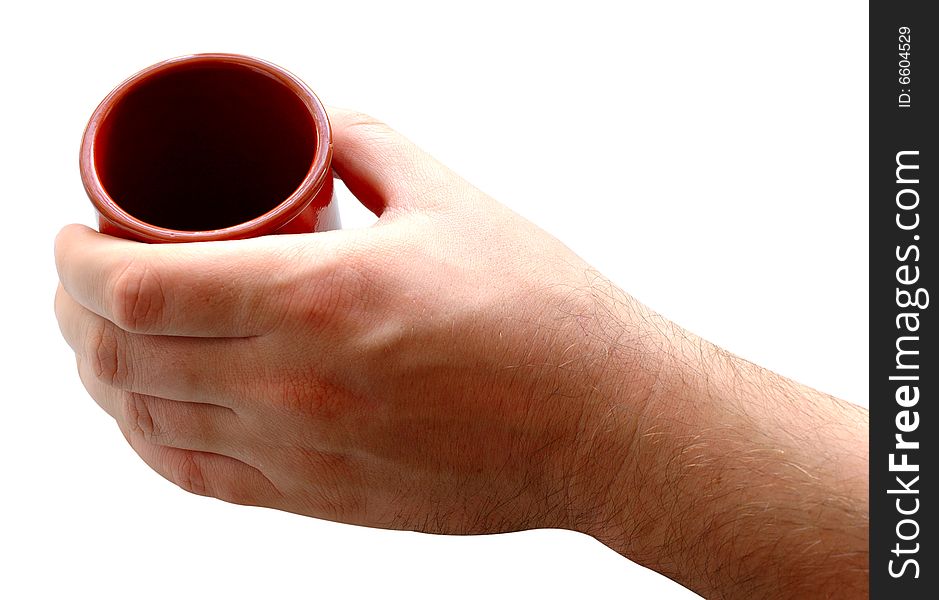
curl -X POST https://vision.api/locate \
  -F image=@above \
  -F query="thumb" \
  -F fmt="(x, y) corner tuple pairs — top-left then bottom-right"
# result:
(327, 107), (467, 218)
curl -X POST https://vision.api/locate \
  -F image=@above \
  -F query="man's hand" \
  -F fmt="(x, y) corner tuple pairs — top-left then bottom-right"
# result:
(55, 108), (868, 599)
(55, 108), (650, 534)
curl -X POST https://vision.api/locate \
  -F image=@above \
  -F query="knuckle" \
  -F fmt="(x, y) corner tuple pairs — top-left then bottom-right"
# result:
(122, 392), (161, 444)
(87, 319), (129, 387)
(109, 260), (166, 333)
(316, 264), (361, 325)
(274, 374), (344, 423)
(275, 376), (321, 418)
(342, 111), (391, 136)
(308, 249), (381, 326)
(169, 454), (254, 507)
(172, 453), (209, 497)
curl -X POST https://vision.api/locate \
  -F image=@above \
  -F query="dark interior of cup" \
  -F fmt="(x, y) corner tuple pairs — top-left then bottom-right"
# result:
(94, 61), (317, 231)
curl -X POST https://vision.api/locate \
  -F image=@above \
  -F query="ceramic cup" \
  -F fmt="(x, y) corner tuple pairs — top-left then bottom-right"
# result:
(80, 53), (337, 242)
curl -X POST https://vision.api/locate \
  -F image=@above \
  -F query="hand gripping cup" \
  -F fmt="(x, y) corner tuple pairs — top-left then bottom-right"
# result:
(80, 53), (338, 242)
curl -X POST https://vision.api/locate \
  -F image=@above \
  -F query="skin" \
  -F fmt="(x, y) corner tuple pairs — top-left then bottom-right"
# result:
(54, 108), (869, 599)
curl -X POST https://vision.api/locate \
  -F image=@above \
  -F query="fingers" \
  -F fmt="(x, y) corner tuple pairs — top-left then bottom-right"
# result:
(56, 110), (463, 337)
(56, 283), (251, 408)
(328, 107), (468, 217)
(76, 354), (243, 457)
(120, 423), (282, 509)
(54, 224), (324, 337)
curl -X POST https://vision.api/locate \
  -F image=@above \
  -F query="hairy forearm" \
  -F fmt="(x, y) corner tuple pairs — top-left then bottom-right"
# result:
(565, 287), (869, 599)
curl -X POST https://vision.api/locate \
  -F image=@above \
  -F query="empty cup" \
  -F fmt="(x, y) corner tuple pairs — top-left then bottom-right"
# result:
(79, 53), (338, 242)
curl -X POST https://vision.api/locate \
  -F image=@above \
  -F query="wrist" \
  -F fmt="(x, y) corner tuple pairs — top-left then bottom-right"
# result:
(548, 281), (673, 541)
(565, 309), (869, 598)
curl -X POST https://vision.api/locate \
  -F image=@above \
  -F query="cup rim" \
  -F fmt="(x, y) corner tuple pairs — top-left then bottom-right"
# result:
(79, 53), (332, 242)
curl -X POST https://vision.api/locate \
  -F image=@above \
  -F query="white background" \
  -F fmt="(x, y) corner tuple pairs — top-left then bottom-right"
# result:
(0, 1), (867, 598)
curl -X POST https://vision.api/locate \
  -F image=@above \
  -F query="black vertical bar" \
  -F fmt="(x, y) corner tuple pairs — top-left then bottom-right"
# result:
(870, 1), (935, 597)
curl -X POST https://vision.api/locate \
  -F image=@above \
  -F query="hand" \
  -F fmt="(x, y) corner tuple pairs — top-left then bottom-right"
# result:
(54, 108), (652, 534)
(55, 109), (868, 599)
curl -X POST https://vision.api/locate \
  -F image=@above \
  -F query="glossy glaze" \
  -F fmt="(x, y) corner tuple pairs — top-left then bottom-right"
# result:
(80, 54), (337, 242)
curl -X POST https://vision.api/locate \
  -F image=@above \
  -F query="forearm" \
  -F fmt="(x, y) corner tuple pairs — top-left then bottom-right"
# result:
(567, 292), (869, 598)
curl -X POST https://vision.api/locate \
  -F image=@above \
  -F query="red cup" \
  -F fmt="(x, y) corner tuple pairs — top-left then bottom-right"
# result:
(79, 54), (338, 242)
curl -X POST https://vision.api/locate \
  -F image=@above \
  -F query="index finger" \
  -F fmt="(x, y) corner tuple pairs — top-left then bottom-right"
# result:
(327, 107), (470, 217)
(54, 224), (314, 337)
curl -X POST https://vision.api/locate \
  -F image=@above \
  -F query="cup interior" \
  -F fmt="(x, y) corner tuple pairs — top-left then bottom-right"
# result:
(93, 60), (317, 231)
